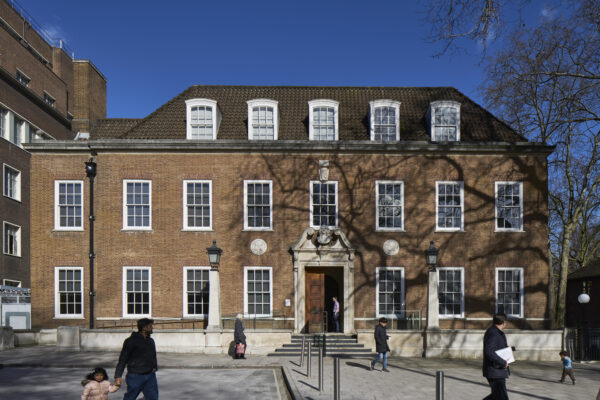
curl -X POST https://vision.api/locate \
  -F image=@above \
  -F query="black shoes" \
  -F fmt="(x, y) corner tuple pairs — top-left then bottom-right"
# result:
(382, 368), (390, 373)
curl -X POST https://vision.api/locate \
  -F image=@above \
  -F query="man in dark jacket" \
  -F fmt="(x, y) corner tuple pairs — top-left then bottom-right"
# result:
(483, 313), (510, 400)
(370, 317), (390, 372)
(115, 318), (158, 400)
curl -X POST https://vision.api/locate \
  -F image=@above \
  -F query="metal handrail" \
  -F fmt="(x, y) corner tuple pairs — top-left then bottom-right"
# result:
(94, 319), (206, 330)
(360, 310), (421, 330)
(221, 311), (292, 330)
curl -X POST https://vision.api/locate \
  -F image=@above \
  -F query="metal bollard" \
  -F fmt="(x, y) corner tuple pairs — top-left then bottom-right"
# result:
(333, 357), (341, 400)
(436, 371), (444, 400)
(322, 333), (327, 357)
(300, 336), (305, 367)
(307, 340), (312, 377)
(318, 346), (324, 392)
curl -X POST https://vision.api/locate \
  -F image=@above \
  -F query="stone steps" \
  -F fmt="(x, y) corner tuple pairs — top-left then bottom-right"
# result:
(268, 334), (375, 358)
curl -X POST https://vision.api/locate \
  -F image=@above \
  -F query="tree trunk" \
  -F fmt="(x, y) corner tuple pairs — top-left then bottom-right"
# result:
(556, 230), (574, 328)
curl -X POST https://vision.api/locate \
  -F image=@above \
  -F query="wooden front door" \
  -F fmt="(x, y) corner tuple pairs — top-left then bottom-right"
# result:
(306, 269), (325, 332)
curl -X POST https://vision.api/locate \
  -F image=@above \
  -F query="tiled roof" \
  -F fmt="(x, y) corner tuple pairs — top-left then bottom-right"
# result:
(91, 86), (525, 142)
(568, 259), (600, 280)
(90, 118), (142, 139)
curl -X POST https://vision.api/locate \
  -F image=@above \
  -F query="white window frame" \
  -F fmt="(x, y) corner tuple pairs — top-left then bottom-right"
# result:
(243, 266), (273, 318)
(437, 267), (465, 318)
(244, 180), (273, 231)
(247, 99), (279, 140)
(429, 100), (461, 142)
(185, 98), (220, 140)
(370, 100), (400, 141)
(308, 99), (339, 141)
(375, 267), (405, 318)
(123, 179), (152, 230)
(3, 221), (21, 257)
(54, 180), (84, 231)
(54, 266), (84, 319)
(309, 180), (338, 228)
(122, 266), (152, 318)
(495, 267), (524, 319)
(435, 181), (464, 232)
(3, 279), (21, 287)
(375, 180), (404, 231)
(16, 69), (30, 87)
(43, 91), (56, 107)
(3, 163), (21, 202)
(182, 266), (210, 318)
(495, 181), (524, 232)
(182, 180), (212, 231)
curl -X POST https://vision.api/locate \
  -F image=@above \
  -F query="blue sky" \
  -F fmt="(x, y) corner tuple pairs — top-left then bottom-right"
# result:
(19, 0), (548, 119)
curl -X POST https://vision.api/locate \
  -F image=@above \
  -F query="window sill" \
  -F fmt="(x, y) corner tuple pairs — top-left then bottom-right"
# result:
(181, 228), (213, 232)
(375, 228), (405, 232)
(52, 228), (84, 232)
(495, 229), (525, 233)
(53, 316), (85, 320)
(439, 316), (465, 320)
(2, 194), (21, 203)
(434, 229), (465, 233)
(2, 253), (21, 258)
(243, 228), (274, 232)
(121, 229), (153, 232)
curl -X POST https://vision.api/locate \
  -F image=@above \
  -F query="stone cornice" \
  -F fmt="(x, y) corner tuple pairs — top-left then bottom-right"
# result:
(24, 139), (555, 155)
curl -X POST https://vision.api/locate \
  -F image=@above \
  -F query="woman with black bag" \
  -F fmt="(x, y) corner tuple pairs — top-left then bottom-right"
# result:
(234, 314), (247, 359)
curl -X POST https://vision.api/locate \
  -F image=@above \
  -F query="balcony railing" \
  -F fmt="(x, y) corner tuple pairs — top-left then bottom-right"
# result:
(357, 310), (421, 331)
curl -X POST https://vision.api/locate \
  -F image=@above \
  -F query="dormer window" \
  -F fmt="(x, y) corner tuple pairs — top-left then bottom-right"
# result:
(185, 99), (220, 140)
(247, 99), (278, 140)
(309, 100), (339, 141)
(429, 101), (460, 142)
(370, 100), (400, 141)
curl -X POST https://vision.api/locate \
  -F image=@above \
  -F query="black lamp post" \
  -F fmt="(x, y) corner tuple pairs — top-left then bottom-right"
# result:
(426, 241), (439, 271)
(577, 285), (590, 361)
(207, 240), (222, 270)
(85, 158), (97, 329)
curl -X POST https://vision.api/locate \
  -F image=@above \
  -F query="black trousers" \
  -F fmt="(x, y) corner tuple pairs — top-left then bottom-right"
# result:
(483, 378), (509, 400)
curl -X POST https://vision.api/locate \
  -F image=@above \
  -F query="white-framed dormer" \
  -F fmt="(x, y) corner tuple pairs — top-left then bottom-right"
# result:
(429, 100), (461, 142)
(370, 100), (400, 141)
(185, 98), (220, 140)
(247, 99), (279, 140)
(308, 99), (339, 141)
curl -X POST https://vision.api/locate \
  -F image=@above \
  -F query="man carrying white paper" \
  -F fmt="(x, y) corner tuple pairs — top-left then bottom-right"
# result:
(482, 313), (511, 400)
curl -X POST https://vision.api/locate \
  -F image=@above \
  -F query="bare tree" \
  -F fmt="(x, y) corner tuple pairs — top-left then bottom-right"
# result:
(480, 5), (600, 327)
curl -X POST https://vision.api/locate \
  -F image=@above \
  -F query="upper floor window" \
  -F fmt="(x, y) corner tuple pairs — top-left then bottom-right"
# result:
(309, 100), (339, 141)
(11, 117), (23, 145)
(16, 70), (30, 87)
(370, 100), (400, 141)
(495, 182), (523, 231)
(310, 181), (338, 228)
(429, 101), (460, 142)
(185, 99), (220, 140)
(123, 180), (151, 230)
(44, 92), (56, 107)
(3, 164), (21, 201)
(55, 180), (83, 230)
(376, 181), (404, 231)
(247, 99), (278, 140)
(436, 181), (464, 231)
(244, 180), (273, 230)
(183, 180), (212, 230)
(3, 221), (21, 257)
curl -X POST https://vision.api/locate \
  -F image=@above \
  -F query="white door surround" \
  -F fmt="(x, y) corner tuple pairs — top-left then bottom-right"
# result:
(290, 227), (356, 333)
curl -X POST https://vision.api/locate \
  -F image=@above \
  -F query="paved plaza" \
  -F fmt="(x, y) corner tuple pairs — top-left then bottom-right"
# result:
(0, 346), (598, 399)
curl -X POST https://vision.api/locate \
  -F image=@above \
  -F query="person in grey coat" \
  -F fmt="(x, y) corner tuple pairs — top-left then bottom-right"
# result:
(234, 314), (247, 359)
(370, 317), (390, 372)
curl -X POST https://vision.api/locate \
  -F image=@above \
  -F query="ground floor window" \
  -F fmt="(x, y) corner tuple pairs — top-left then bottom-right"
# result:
(54, 267), (83, 318)
(123, 267), (151, 317)
(437, 267), (464, 317)
(496, 268), (523, 318)
(376, 267), (404, 317)
(244, 266), (272, 317)
(183, 267), (209, 317)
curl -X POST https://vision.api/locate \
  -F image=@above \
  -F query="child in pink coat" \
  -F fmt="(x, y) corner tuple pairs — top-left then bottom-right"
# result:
(81, 367), (120, 400)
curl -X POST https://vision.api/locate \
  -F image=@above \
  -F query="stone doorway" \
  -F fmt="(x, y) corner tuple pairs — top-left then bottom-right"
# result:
(290, 227), (355, 334)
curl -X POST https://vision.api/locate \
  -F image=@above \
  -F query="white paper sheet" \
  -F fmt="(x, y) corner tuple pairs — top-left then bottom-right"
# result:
(495, 347), (515, 364)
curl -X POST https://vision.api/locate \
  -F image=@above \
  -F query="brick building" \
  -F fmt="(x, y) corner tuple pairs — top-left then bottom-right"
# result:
(27, 85), (553, 338)
(0, 0), (105, 294)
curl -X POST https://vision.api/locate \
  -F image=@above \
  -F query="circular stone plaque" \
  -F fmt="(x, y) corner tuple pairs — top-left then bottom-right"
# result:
(250, 239), (267, 255)
(383, 239), (399, 256)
